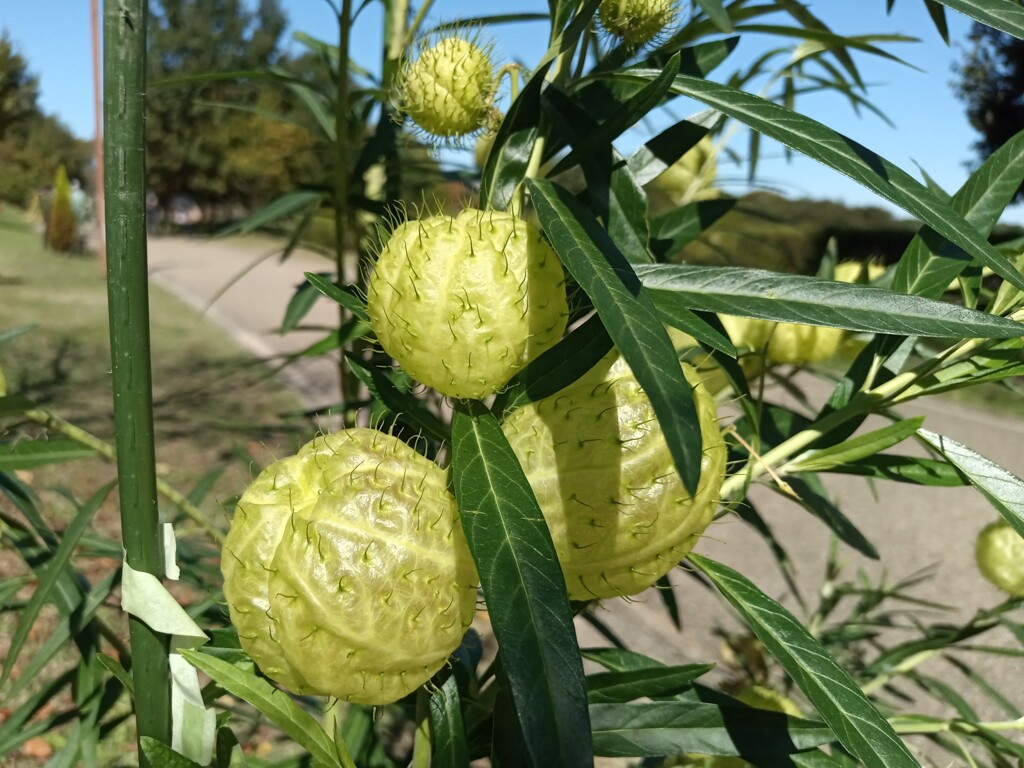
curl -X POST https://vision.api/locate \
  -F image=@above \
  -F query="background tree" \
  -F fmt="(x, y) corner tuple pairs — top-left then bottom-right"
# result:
(0, 32), (90, 206)
(955, 21), (1024, 198)
(146, 0), (322, 216)
(0, 30), (37, 140)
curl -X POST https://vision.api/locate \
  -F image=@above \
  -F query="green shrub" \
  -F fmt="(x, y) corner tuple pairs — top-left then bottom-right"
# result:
(46, 164), (76, 253)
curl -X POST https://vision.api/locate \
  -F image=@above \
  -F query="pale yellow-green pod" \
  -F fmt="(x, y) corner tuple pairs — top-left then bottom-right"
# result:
(502, 352), (726, 601)
(367, 208), (569, 400)
(221, 429), (478, 705)
(397, 35), (497, 139)
(976, 521), (1024, 597)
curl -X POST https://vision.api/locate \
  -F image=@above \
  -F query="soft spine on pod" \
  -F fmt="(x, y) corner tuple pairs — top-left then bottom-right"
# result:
(501, 351), (726, 600)
(367, 208), (569, 400)
(220, 428), (478, 705)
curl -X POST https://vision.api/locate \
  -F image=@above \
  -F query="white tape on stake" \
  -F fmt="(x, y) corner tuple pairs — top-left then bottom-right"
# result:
(121, 524), (216, 765)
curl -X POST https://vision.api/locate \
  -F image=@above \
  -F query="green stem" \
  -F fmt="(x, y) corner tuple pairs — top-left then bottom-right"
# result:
(103, 0), (170, 761)
(411, 688), (432, 768)
(406, 0), (434, 45)
(891, 715), (1024, 736)
(334, 0), (355, 424)
(24, 409), (225, 544)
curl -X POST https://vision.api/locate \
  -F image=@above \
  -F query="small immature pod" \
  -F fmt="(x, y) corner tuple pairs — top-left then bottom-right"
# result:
(501, 351), (726, 600)
(976, 521), (1024, 597)
(397, 33), (497, 140)
(367, 208), (569, 400)
(221, 428), (478, 705)
(598, 0), (678, 46)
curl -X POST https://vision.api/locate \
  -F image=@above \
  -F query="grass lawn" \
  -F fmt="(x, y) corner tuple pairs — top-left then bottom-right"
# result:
(0, 206), (311, 765)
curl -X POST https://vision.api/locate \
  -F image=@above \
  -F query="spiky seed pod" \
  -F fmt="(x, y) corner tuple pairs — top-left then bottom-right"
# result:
(501, 351), (726, 601)
(598, 0), (677, 46)
(397, 33), (497, 139)
(367, 208), (569, 400)
(221, 428), (478, 705)
(975, 521), (1024, 597)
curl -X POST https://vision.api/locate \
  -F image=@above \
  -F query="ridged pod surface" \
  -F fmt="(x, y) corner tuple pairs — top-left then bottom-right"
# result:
(598, 0), (677, 46)
(502, 352), (726, 600)
(221, 429), (477, 704)
(398, 36), (496, 138)
(368, 209), (569, 399)
(975, 521), (1024, 597)
(720, 314), (844, 366)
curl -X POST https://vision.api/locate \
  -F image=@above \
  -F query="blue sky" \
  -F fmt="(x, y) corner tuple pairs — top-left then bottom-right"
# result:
(4, 1), (1020, 223)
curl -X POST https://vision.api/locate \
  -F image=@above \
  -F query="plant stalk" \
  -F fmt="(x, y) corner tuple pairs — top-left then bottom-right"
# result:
(334, 0), (355, 423)
(103, 0), (170, 761)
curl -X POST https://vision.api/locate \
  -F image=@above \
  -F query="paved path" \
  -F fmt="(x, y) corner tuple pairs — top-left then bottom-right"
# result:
(149, 235), (1024, 728)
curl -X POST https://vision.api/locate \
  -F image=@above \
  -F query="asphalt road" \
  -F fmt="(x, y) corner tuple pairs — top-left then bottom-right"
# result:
(149, 235), (1024, 754)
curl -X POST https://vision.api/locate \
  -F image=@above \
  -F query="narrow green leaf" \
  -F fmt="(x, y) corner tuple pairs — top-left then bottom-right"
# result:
(0, 395), (33, 418)
(789, 417), (925, 473)
(595, 71), (1024, 292)
(280, 279), (323, 334)
(589, 701), (834, 758)
(480, 62), (552, 211)
(344, 353), (450, 444)
(547, 54), (681, 178)
(217, 191), (325, 237)
(97, 653), (135, 695)
(695, 0), (733, 31)
(540, 86), (653, 262)
(303, 272), (369, 322)
(824, 454), (966, 487)
(932, 0), (1024, 41)
(626, 113), (717, 186)
(587, 664), (714, 703)
(783, 476), (879, 560)
(689, 554), (920, 768)
(180, 650), (350, 768)
(496, 313), (613, 416)
(429, 676), (469, 768)
(635, 264), (1024, 338)
(0, 481), (115, 689)
(528, 178), (703, 495)
(0, 439), (98, 470)
(892, 127), (1024, 299)
(140, 737), (204, 768)
(918, 429), (1024, 538)
(923, 0), (950, 43)
(649, 293), (736, 356)
(0, 324), (36, 346)
(648, 199), (737, 261)
(451, 404), (592, 768)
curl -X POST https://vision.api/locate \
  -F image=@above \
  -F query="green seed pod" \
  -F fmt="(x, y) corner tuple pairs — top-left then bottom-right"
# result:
(502, 352), (726, 600)
(720, 314), (844, 366)
(0, 364), (6, 397)
(367, 208), (569, 400)
(598, 0), (677, 46)
(221, 428), (477, 705)
(975, 521), (1024, 597)
(397, 34), (497, 139)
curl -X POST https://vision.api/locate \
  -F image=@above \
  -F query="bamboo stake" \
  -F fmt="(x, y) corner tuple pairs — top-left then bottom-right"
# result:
(103, 0), (171, 761)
